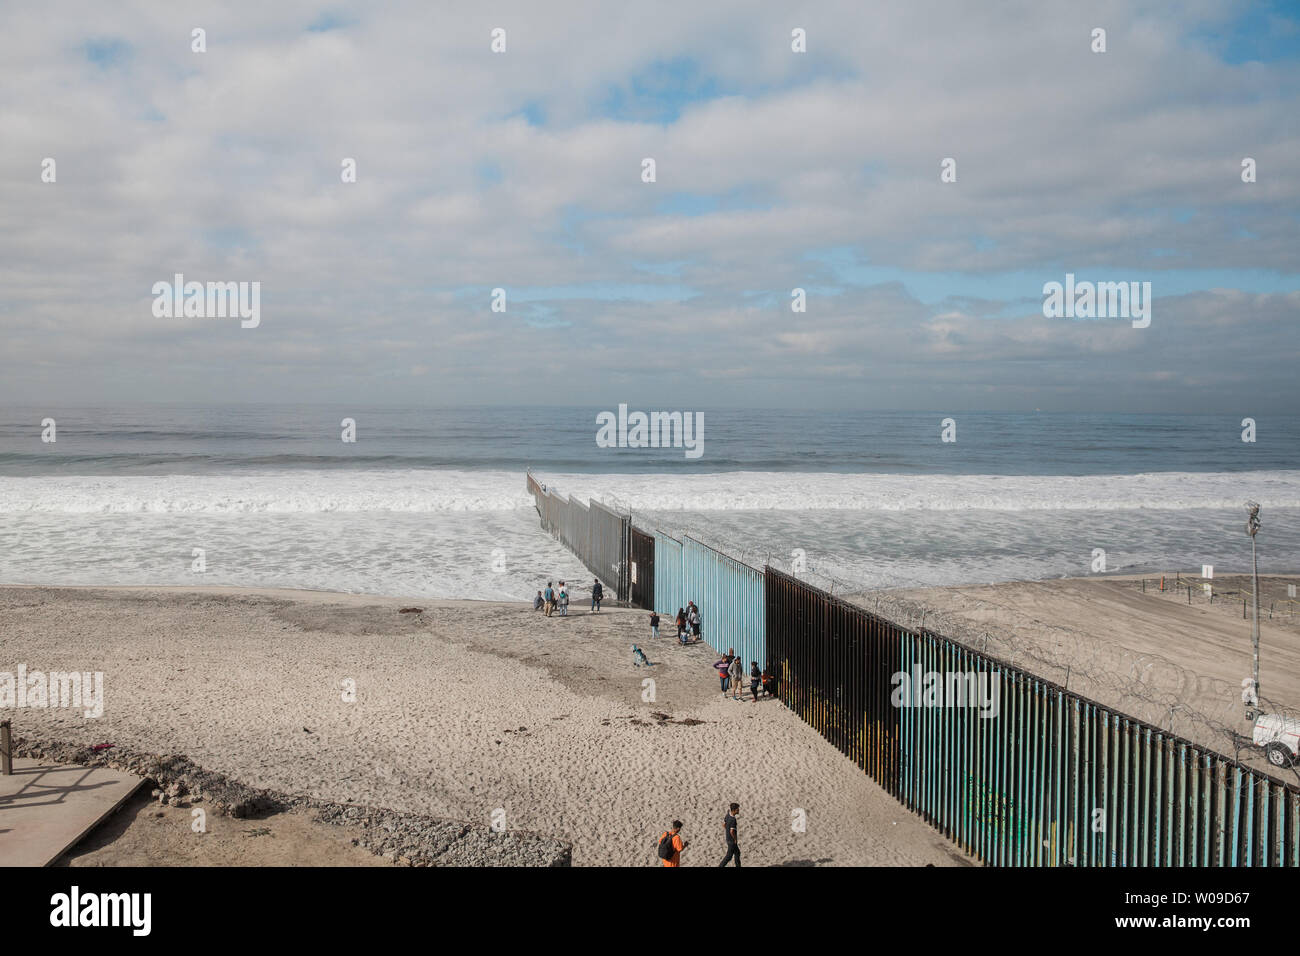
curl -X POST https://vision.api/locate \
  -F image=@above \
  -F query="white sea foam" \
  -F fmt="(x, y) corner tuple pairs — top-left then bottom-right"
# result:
(0, 470), (532, 514)
(2, 469), (1298, 514)
(2, 470), (1297, 598)
(538, 470), (1300, 513)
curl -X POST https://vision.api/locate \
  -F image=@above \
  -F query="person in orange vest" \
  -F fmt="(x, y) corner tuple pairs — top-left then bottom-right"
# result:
(655, 820), (688, 866)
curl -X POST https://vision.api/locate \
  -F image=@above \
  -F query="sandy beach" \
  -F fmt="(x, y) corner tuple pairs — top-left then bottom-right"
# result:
(0, 586), (967, 867)
(858, 573), (1300, 780)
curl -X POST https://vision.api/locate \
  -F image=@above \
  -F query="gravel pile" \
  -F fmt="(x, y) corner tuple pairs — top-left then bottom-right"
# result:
(13, 733), (571, 867)
(312, 804), (571, 867)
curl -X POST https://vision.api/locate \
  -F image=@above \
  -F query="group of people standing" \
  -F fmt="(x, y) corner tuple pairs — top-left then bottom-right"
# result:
(647, 600), (700, 645)
(713, 650), (776, 702)
(645, 604), (778, 702)
(655, 802), (743, 867)
(534, 578), (604, 616)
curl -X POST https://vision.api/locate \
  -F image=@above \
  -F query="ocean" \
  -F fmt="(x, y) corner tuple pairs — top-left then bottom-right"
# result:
(1, 405), (1297, 598)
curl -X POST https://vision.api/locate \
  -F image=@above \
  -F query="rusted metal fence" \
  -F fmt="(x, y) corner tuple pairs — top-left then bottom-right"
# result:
(764, 569), (900, 792)
(629, 526), (656, 610)
(765, 566), (1300, 866)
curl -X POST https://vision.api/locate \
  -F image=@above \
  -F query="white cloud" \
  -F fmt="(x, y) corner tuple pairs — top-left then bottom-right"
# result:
(0, 0), (1295, 409)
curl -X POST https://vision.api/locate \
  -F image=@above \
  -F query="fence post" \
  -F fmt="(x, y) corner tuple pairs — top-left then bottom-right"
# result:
(0, 720), (12, 775)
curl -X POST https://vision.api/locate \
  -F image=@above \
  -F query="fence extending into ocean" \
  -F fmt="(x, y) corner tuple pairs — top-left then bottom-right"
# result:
(527, 472), (630, 600)
(526, 474), (1300, 866)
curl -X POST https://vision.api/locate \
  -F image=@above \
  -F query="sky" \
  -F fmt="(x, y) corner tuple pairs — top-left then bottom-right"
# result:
(1, 0), (1298, 412)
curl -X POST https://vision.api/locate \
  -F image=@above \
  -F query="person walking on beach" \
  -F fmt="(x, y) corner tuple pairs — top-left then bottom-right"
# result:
(688, 602), (701, 639)
(719, 803), (740, 867)
(591, 579), (603, 612)
(656, 821), (687, 867)
(649, 611), (660, 639)
(728, 653), (744, 701)
(543, 582), (555, 617)
(675, 608), (687, 642)
(749, 661), (761, 702)
(558, 586), (569, 616)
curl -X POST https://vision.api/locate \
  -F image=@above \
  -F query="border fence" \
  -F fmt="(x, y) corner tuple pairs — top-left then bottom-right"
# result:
(526, 472), (631, 601)
(765, 569), (901, 792)
(653, 531), (683, 616)
(528, 474), (1300, 866)
(682, 537), (765, 668)
(765, 566), (1300, 867)
(629, 526), (655, 610)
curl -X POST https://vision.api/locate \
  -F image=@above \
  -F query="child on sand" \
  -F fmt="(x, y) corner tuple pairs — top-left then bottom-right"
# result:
(649, 611), (660, 638)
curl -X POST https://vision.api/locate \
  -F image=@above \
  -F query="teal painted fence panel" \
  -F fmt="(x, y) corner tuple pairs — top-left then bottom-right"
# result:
(681, 536), (765, 667)
(653, 532), (684, 619)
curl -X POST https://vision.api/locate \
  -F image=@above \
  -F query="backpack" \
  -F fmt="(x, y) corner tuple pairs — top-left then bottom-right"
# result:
(657, 831), (676, 860)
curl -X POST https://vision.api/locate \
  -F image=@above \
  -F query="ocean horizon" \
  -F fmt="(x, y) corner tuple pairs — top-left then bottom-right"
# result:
(2, 404), (1295, 598)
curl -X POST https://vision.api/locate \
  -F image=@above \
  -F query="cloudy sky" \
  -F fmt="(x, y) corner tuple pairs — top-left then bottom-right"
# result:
(2, 0), (1297, 411)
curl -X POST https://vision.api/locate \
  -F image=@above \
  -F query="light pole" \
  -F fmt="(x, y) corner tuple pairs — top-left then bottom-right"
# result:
(1245, 501), (1261, 722)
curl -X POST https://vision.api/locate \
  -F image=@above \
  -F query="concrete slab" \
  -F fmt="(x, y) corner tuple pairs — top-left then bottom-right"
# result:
(0, 759), (144, 866)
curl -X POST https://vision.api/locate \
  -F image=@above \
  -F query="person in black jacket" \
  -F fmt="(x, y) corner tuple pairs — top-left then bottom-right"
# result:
(719, 803), (740, 867)
(591, 579), (603, 611)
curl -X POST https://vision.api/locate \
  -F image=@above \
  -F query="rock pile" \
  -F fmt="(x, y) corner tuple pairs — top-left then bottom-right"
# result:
(14, 733), (571, 867)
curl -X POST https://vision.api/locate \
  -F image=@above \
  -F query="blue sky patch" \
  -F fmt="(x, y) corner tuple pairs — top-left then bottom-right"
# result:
(85, 38), (130, 69)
